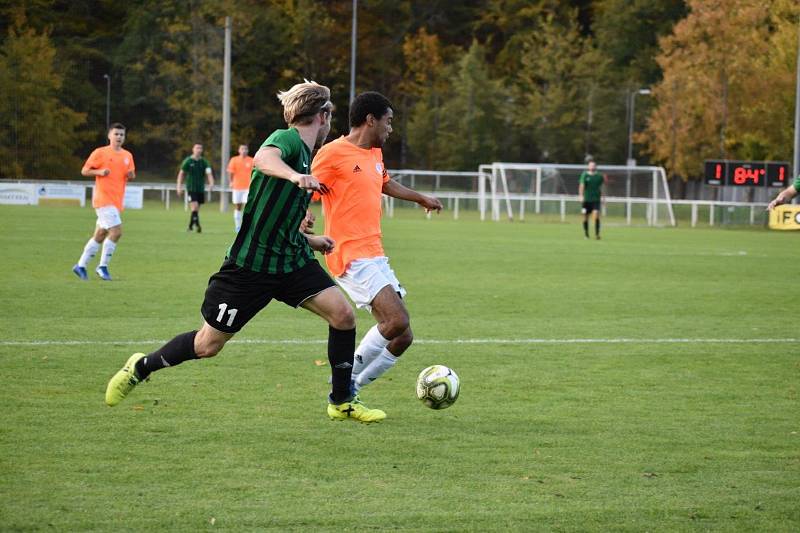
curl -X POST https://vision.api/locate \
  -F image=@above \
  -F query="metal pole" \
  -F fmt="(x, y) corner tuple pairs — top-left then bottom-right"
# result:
(349, 0), (357, 105)
(793, 20), (800, 187)
(220, 16), (232, 213)
(103, 74), (110, 130)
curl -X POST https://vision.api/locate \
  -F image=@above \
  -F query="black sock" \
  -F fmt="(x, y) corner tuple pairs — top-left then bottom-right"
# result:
(189, 212), (196, 228)
(194, 212), (201, 227)
(327, 326), (355, 403)
(582, 220), (589, 236)
(595, 219), (600, 236)
(135, 330), (199, 380)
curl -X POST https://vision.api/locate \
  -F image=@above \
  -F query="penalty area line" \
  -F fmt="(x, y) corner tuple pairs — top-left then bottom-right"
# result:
(0, 338), (796, 347)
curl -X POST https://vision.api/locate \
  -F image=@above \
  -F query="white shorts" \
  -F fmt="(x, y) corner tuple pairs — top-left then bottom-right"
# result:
(335, 256), (406, 311)
(95, 205), (122, 229)
(232, 189), (249, 205)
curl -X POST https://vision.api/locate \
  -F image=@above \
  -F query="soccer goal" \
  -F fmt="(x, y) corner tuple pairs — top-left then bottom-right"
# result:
(478, 163), (676, 226)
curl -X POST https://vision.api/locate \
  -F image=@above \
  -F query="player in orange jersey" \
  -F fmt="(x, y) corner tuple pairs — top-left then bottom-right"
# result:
(312, 92), (442, 407)
(72, 123), (135, 281)
(227, 144), (254, 232)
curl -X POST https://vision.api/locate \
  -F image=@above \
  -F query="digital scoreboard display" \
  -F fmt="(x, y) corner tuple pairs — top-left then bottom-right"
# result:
(704, 160), (790, 187)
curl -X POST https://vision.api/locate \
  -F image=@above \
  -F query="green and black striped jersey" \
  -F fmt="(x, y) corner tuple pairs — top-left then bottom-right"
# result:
(227, 128), (314, 273)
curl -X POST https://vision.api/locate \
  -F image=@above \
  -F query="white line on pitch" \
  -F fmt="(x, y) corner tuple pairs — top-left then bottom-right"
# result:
(0, 338), (796, 347)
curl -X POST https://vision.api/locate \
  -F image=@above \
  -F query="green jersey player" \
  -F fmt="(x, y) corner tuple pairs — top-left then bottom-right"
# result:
(105, 80), (385, 423)
(578, 160), (606, 239)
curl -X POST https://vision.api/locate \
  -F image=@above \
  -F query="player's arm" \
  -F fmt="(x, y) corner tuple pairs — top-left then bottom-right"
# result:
(382, 179), (442, 212)
(176, 169), (185, 196)
(206, 166), (214, 190)
(81, 151), (109, 177)
(578, 176), (585, 199)
(253, 146), (328, 192)
(767, 185), (797, 210)
(304, 233), (334, 254)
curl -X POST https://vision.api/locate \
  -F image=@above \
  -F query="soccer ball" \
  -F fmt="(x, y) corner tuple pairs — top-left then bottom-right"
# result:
(416, 365), (460, 410)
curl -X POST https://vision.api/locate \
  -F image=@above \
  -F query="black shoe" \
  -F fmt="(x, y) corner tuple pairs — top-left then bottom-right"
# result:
(196, 225), (202, 233)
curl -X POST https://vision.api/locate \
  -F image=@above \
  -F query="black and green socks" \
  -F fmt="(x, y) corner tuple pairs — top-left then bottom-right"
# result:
(583, 220), (589, 237)
(135, 330), (199, 380)
(328, 326), (356, 404)
(189, 211), (199, 229)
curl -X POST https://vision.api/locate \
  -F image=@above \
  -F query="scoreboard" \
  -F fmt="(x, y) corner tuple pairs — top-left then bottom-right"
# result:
(704, 160), (790, 187)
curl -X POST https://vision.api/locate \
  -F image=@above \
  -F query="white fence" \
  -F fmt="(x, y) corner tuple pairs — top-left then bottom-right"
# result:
(0, 177), (778, 228)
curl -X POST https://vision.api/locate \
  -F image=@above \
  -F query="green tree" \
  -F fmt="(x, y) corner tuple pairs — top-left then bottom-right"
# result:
(513, 12), (609, 163)
(0, 20), (86, 179)
(407, 40), (503, 171)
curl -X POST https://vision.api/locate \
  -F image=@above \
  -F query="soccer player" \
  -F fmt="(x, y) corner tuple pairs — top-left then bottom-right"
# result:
(72, 123), (135, 281)
(767, 175), (798, 209)
(227, 144), (254, 232)
(105, 80), (385, 423)
(177, 143), (214, 232)
(312, 91), (442, 402)
(578, 160), (606, 239)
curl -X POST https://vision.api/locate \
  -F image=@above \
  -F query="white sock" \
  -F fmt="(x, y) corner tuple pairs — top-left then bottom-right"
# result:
(77, 239), (101, 268)
(352, 324), (390, 380)
(354, 349), (397, 391)
(234, 209), (243, 231)
(99, 239), (117, 267)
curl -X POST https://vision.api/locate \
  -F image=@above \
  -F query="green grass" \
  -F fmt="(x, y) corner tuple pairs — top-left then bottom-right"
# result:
(0, 203), (798, 531)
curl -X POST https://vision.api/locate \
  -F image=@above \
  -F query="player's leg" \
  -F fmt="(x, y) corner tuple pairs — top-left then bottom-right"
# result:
(73, 225), (106, 280)
(593, 207), (601, 239)
(581, 202), (590, 238)
(188, 198), (198, 230)
(290, 262), (384, 422)
(105, 260), (265, 406)
(353, 286), (412, 392)
(233, 203), (243, 232)
(95, 223), (121, 280)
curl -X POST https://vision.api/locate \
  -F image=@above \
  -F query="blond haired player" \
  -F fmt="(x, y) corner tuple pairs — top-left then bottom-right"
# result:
(105, 81), (385, 424)
(227, 144), (254, 232)
(72, 123), (135, 281)
(312, 92), (442, 407)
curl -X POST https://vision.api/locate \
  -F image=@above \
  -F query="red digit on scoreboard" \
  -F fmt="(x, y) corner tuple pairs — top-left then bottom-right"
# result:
(715, 164), (722, 179)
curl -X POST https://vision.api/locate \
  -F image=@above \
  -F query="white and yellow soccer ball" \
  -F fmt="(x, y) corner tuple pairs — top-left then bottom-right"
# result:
(416, 365), (460, 410)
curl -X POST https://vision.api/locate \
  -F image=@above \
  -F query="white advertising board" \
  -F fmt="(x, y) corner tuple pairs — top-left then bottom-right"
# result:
(0, 184), (38, 205)
(123, 186), (144, 209)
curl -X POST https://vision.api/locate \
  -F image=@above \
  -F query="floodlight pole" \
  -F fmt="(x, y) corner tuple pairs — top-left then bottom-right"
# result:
(349, 0), (358, 105)
(103, 74), (110, 130)
(220, 16), (232, 213)
(625, 88), (651, 205)
(793, 20), (800, 189)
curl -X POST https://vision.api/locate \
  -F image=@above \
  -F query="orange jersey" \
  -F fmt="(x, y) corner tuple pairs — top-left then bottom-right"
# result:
(83, 146), (135, 211)
(227, 155), (254, 190)
(311, 137), (390, 277)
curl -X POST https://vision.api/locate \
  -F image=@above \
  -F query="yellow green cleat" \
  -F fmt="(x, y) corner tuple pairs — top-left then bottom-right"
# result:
(105, 353), (146, 407)
(327, 398), (386, 423)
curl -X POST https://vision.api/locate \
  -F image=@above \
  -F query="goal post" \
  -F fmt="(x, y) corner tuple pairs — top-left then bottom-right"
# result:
(480, 163), (676, 226)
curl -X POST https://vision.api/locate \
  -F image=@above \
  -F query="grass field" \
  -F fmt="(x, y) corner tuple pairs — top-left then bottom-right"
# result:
(0, 203), (798, 531)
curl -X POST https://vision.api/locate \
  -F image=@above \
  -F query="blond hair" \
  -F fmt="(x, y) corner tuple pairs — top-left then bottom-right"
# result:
(277, 79), (333, 125)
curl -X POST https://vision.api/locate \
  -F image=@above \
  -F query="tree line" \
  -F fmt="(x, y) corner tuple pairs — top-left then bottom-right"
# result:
(0, 0), (797, 185)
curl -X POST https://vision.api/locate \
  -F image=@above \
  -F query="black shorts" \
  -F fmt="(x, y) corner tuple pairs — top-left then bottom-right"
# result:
(188, 191), (205, 204)
(582, 201), (600, 214)
(201, 259), (336, 333)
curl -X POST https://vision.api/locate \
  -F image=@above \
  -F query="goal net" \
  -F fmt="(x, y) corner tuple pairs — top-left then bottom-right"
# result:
(478, 163), (676, 226)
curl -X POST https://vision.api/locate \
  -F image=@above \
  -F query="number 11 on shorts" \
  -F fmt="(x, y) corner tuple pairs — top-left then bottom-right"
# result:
(217, 303), (238, 327)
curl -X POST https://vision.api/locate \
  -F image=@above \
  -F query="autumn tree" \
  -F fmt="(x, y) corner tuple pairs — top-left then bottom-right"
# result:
(0, 19), (86, 179)
(641, 0), (799, 181)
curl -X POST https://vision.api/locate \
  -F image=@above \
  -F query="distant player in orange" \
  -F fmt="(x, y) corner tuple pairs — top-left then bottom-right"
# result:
(227, 144), (254, 232)
(312, 92), (442, 404)
(72, 123), (135, 281)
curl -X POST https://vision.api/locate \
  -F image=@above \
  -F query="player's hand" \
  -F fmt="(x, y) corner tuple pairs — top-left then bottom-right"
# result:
(177, 187), (184, 197)
(767, 197), (783, 211)
(299, 210), (316, 234)
(420, 195), (443, 213)
(127, 171), (135, 180)
(290, 173), (330, 194)
(308, 235), (335, 254)
(99, 169), (110, 177)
